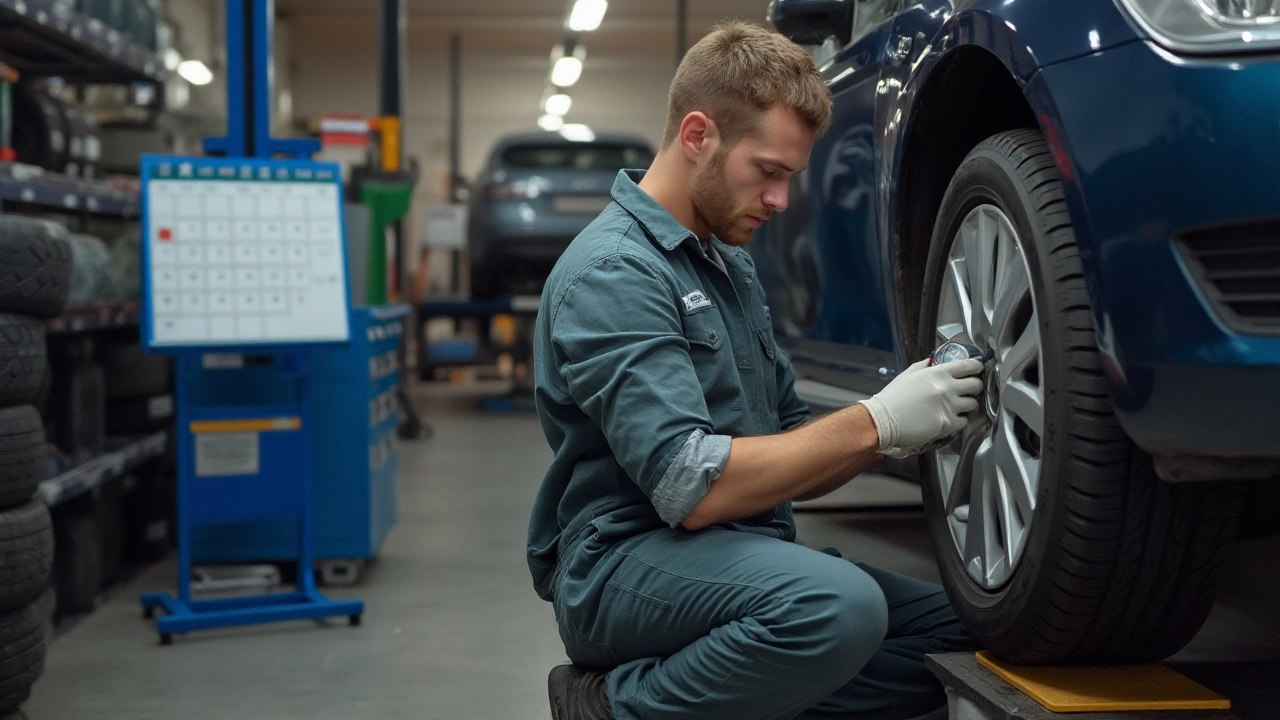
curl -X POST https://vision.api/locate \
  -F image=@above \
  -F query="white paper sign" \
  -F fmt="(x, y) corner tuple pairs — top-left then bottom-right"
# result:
(425, 205), (467, 250)
(195, 432), (260, 477)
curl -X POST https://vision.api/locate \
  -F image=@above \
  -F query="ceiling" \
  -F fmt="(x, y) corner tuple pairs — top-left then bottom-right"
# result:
(274, 0), (776, 59)
(275, 0), (769, 21)
(274, 0), (773, 36)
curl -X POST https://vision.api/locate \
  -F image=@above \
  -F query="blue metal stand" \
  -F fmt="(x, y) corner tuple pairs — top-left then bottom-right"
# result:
(140, 0), (362, 644)
(140, 352), (363, 643)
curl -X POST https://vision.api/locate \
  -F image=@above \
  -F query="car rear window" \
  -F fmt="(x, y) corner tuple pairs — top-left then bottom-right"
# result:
(500, 144), (654, 171)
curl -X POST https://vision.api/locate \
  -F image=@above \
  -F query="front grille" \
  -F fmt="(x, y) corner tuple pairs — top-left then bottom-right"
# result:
(1175, 220), (1280, 336)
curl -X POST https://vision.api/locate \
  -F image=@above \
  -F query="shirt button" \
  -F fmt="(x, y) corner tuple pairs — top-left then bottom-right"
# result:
(738, 358), (752, 370)
(706, 330), (718, 343)
(745, 276), (753, 285)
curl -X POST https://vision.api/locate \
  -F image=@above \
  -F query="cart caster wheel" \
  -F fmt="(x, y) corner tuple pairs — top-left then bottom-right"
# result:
(160, 633), (173, 646)
(143, 607), (155, 620)
(349, 614), (361, 627)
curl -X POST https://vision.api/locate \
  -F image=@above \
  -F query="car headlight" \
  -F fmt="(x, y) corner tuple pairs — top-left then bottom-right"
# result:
(1116, 0), (1280, 53)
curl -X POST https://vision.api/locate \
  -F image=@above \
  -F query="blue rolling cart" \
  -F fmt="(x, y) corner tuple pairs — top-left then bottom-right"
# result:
(188, 304), (407, 583)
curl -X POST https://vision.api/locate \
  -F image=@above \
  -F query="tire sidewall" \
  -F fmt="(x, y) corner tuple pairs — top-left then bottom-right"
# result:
(918, 140), (1073, 646)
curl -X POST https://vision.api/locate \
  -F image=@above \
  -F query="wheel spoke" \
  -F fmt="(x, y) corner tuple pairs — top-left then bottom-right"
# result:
(961, 213), (993, 340)
(947, 425), (985, 514)
(947, 257), (977, 342)
(995, 414), (1037, 520)
(991, 251), (1030, 341)
(994, 470), (1020, 574)
(1001, 321), (1040, 382)
(963, 436), (997, 581)
(938, 323), (965, 345)
(1003, 380), (1044, 437)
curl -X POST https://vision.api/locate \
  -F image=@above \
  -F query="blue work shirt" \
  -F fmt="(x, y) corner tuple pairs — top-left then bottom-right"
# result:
(527, 169), (814, 602)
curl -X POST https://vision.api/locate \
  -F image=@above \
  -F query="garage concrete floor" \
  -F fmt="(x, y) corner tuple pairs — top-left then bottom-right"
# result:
(22, 384), (1280, 719)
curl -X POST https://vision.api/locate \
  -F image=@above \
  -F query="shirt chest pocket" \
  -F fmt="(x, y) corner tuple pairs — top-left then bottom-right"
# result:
(757, 328), (780, 421)
(680, 306), (738, 410)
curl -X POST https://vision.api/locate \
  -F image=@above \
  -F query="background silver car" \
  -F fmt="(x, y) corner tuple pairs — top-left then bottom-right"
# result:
(467, 131), (655, 299)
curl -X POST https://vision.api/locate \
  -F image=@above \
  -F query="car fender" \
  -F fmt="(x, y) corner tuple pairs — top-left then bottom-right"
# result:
(881, 1), (1140, 365)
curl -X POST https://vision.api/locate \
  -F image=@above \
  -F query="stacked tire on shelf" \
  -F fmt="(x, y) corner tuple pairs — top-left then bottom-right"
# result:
(102, 340), (174, 564)
(0, 215), (73, 718)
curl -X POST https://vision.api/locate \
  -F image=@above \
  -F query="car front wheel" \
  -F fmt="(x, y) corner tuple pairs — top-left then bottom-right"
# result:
(918, 129), (1245, 664)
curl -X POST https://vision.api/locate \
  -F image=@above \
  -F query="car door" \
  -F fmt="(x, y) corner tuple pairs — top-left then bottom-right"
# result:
(752, 0), (903, 394)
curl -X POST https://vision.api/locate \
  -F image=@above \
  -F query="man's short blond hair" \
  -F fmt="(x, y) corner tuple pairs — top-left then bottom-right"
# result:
(661, 21), (831, 150)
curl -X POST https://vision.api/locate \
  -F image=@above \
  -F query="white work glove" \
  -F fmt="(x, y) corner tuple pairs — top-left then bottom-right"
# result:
(858, 358), (984, 458)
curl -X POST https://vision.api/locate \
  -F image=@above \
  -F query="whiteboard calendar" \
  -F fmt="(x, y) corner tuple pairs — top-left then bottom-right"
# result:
(141, 156), (351, 348)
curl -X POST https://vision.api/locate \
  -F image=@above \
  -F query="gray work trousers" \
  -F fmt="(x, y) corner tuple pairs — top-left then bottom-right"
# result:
(554, 526), (976, 720)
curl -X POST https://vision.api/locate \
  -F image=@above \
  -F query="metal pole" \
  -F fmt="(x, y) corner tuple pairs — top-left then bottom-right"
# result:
(676, 0), (687, 64)
(449, 33), (462, 204)
(378, 0), (405, 120)
(449, 32), (462, 293)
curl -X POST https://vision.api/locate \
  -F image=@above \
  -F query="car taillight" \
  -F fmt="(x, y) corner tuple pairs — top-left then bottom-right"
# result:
(485, 180), (540, 200)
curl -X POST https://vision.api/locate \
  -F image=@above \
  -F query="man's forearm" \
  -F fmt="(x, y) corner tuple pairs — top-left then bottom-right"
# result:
(793, 450), (884, 502)
(681, 403), (880, 530)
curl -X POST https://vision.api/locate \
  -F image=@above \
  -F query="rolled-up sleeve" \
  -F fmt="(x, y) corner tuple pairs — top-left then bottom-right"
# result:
(551, 252), (730, 525)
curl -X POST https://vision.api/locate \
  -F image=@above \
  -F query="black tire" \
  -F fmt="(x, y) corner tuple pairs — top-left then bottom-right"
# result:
(469, 259), (498, 301)
(98, 480), (124, 587)
(66, 233), (116, 304)
(0, 501), (53, 614)
(99, 343), (171, 400)
(53, 508), (102, 616)
(0, 317), (46, 409)
(33, 585), (54, 645)
(124, 465), (173, 563)
(0, 215), (73, 318)
(0, 600), (47, 714)
(46, 362), (104, 457)
(105, 393), (174, 435)
(0, 407), (45, 509)
(918, 129), (1245, 664)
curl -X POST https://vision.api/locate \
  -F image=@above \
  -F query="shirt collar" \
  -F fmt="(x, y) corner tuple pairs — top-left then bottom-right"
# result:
(611, 169), (698, 251)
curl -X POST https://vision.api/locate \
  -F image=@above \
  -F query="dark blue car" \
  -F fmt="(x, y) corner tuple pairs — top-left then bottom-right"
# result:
(756, 0), (1280, 664)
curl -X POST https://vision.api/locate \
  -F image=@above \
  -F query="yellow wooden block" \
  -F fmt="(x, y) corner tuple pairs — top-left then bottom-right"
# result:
(975, 651), (1231, 713)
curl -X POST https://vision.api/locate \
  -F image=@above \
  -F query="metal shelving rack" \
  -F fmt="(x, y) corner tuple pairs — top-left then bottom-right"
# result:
(37, 431), (169, 508)
(0, 161), (140, 217)
(44, 301), (141, 335)
(0, 0), (168, 84)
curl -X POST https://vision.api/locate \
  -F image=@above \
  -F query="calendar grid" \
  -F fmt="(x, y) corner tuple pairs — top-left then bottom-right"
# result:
(144, 158), (350, 347)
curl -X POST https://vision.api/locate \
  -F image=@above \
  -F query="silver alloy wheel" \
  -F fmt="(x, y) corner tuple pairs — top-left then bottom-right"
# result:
(932, 204), (1045, 590)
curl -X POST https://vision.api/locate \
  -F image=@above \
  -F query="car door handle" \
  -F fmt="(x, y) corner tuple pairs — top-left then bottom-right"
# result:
(888, 34), (913, 65)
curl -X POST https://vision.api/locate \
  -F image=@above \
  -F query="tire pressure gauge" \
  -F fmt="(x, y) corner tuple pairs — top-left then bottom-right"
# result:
(909, 334), (995, 454)
(929, 335), (993, 367)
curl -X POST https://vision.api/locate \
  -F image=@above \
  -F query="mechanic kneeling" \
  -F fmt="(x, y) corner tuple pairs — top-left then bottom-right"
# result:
(529, 22), (986, 720)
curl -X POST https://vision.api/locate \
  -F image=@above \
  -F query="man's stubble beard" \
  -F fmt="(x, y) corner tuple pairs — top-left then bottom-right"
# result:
(690, 149), (767, 248)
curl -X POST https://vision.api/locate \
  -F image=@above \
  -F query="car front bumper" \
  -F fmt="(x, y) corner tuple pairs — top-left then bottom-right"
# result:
(1032, 39), (1280, 469)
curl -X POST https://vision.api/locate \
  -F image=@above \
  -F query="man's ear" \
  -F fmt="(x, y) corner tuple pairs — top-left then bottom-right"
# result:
(678, 112), (719, 165)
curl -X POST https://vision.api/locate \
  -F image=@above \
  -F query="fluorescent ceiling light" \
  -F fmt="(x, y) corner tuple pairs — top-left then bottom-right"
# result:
(568, 0), (608, 32)
(551, 56), (583, 87)
(177, 59), (213, 86)
(544, 93), (572, 116)
(560, 124), (595, 142)
(163, 48), (182, 71)
(538, 114), (564, 131)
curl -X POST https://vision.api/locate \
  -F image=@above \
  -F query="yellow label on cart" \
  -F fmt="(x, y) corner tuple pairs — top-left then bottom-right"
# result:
(190, 417), (302, 434)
